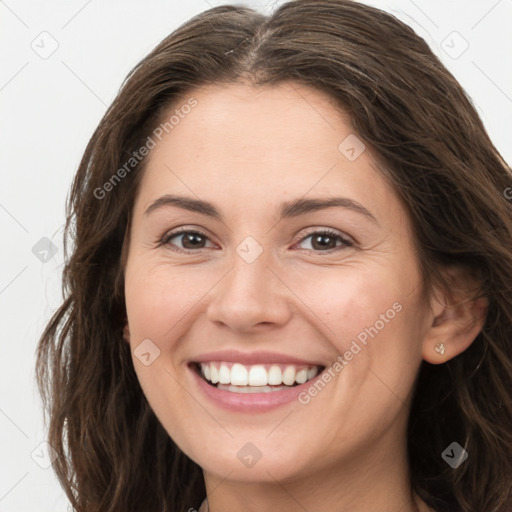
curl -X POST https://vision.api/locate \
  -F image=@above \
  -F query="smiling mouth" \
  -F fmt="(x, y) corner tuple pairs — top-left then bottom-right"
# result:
(190, 361), (325, 393)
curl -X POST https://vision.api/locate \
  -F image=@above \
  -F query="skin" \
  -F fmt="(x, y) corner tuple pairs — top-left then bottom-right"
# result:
(122, 81), (487, 512)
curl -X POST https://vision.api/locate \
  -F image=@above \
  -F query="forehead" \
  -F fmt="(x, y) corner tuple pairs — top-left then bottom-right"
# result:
(162, 81), (348, 159)
(133, 81), (402, 225)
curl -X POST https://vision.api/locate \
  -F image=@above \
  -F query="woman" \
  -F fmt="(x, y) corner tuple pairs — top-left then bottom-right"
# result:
(36, 1), (512, 511)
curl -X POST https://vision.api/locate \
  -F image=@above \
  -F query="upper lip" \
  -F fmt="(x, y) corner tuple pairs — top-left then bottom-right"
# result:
(190, 350), (325, 367)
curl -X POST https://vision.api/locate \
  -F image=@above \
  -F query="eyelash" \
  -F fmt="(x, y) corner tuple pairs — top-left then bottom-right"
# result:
(157, 227), (354, 254)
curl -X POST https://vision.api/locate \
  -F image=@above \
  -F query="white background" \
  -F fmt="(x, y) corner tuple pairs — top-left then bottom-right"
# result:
(1, 0), (511, 510)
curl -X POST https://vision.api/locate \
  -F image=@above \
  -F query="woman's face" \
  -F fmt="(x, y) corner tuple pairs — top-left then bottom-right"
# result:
(123, 81), (433, 483)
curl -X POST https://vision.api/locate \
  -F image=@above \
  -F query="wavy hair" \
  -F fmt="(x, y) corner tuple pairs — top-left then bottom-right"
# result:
(36, 1), (512, 511)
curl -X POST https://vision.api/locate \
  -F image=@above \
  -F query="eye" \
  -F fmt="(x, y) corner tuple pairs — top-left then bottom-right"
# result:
(158, 227), (353, 254)
(159, 228), (215, 252)
(294, 228), (353, 252)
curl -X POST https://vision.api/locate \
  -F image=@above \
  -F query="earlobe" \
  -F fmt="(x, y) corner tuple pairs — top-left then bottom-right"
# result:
(422, 294), (488, 364)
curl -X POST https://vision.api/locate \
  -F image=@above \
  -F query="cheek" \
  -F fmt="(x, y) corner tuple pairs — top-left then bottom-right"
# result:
(123, 263), (199, 439)
(287, 264), (405, 343)
(124, 261), (205, 342)
(288, 258), (425, 388)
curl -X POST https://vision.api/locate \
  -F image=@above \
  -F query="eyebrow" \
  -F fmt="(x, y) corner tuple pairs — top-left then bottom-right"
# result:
(144, 194), (377, 223)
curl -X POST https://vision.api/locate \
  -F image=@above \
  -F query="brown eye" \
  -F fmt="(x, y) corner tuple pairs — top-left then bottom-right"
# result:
(296, 229), (352, 252)
(311, 233), (337, 250)
(161, 230), (214, 252)
(180, 232), (207, 249)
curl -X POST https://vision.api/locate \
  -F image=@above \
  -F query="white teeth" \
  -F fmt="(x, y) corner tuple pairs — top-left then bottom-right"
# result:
(217, 384), (291, 393)
(307, 367), (318, 380)
(282, 366), (296, 386)
(295, 368), (308, 384)
(210, 365), (219, 384)
(198, 361), (322, 388)
(231, 363), (248, 386)
(248, 365), (268, 386)
(219, 363), (231, 384)
(268, 365), (282, 385)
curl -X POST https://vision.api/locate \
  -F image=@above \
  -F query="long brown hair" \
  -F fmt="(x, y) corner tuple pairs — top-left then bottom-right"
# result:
(36, 1), (512, 511)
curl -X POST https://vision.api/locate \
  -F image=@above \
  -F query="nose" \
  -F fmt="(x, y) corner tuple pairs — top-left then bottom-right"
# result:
(206, 250), (292, 332)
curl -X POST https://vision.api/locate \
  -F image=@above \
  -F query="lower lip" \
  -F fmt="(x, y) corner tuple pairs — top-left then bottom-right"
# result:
(189, 364), (323, 413)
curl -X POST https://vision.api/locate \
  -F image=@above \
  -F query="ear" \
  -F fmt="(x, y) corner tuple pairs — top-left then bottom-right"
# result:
(422, 266), (488, 365)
